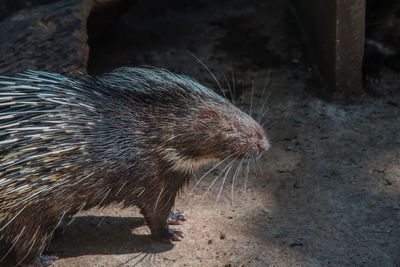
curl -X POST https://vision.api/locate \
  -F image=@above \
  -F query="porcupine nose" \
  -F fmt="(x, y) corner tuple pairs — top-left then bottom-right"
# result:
(257, 136), (270, 152)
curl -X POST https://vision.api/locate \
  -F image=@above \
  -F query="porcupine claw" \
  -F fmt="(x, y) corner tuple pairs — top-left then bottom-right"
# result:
(167, 211), (187, 225)
(161, 228), (186, 242)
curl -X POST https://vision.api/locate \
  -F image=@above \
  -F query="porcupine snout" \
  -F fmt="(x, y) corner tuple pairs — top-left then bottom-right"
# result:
(257, 134), (270, 152)
(246, 127), (270, 157)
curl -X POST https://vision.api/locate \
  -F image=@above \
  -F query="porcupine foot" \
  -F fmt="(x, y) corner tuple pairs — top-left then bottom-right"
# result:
(160, 227), (185, 242)
(139, 192), (186, 243)
(147, 219), (186, 243)
(167, 211), (187, 225)
(147, 214), (187, 243)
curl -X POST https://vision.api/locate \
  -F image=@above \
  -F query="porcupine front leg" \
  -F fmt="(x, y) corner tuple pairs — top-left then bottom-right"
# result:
(139, 188), (185, 242)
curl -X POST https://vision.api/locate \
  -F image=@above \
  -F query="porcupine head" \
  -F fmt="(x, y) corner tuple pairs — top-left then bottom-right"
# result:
(0, 67), (269, 264)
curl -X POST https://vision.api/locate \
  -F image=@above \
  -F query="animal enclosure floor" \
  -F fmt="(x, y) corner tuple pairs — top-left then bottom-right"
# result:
(48, 0), (400, 266)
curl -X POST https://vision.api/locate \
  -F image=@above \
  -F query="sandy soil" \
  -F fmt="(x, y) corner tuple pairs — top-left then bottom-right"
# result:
(20, 0), (400, 266)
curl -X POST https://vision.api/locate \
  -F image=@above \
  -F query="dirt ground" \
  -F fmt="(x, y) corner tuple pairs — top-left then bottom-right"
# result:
(33, 0), (400, 266)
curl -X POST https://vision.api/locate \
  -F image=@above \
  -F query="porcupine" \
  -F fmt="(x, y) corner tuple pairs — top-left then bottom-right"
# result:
(0, 67), (269, 265)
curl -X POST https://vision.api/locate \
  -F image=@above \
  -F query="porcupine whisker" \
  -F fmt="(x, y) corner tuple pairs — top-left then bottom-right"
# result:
(252, 155), (261, 176)
(258, 148), (268, 160)
(201, 157), (237, 202)
(0, 226), (25, 263)
(67, 202), (86, 226)
(17, 226), (40, 266)
(222, 73), (234, 104)
(187, 51), (227, 99)
(254, 156), (262, 178)
(244, 156), (251, 190)
(190, 152), (238, 194)
(231, 153), (248, 204)
(256, 86), (269, 123)
(257, 69), (272, 123)
(231, 66), (236, 100)
(0, 205), (27, 231)
(240, 153), (250, 178)
(251, 155), (258, 174)
(250, 80), (254, 118)
(216, 155), (239, 202)
(257, 98), (271, 124)
(153, 187), (164, 212)
(257, 97), (271, 126)
(238, 79), (246, 111)
(261, 122), (267, 129)
(257, 150), (264, 160)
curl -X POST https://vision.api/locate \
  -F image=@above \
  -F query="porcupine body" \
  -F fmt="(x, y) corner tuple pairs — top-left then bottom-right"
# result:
(0, 67), (269, 264)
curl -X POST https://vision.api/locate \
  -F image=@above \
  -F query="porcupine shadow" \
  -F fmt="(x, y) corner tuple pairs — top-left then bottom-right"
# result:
(0, 216), (173, 264)
(55, 216), (174, 259)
